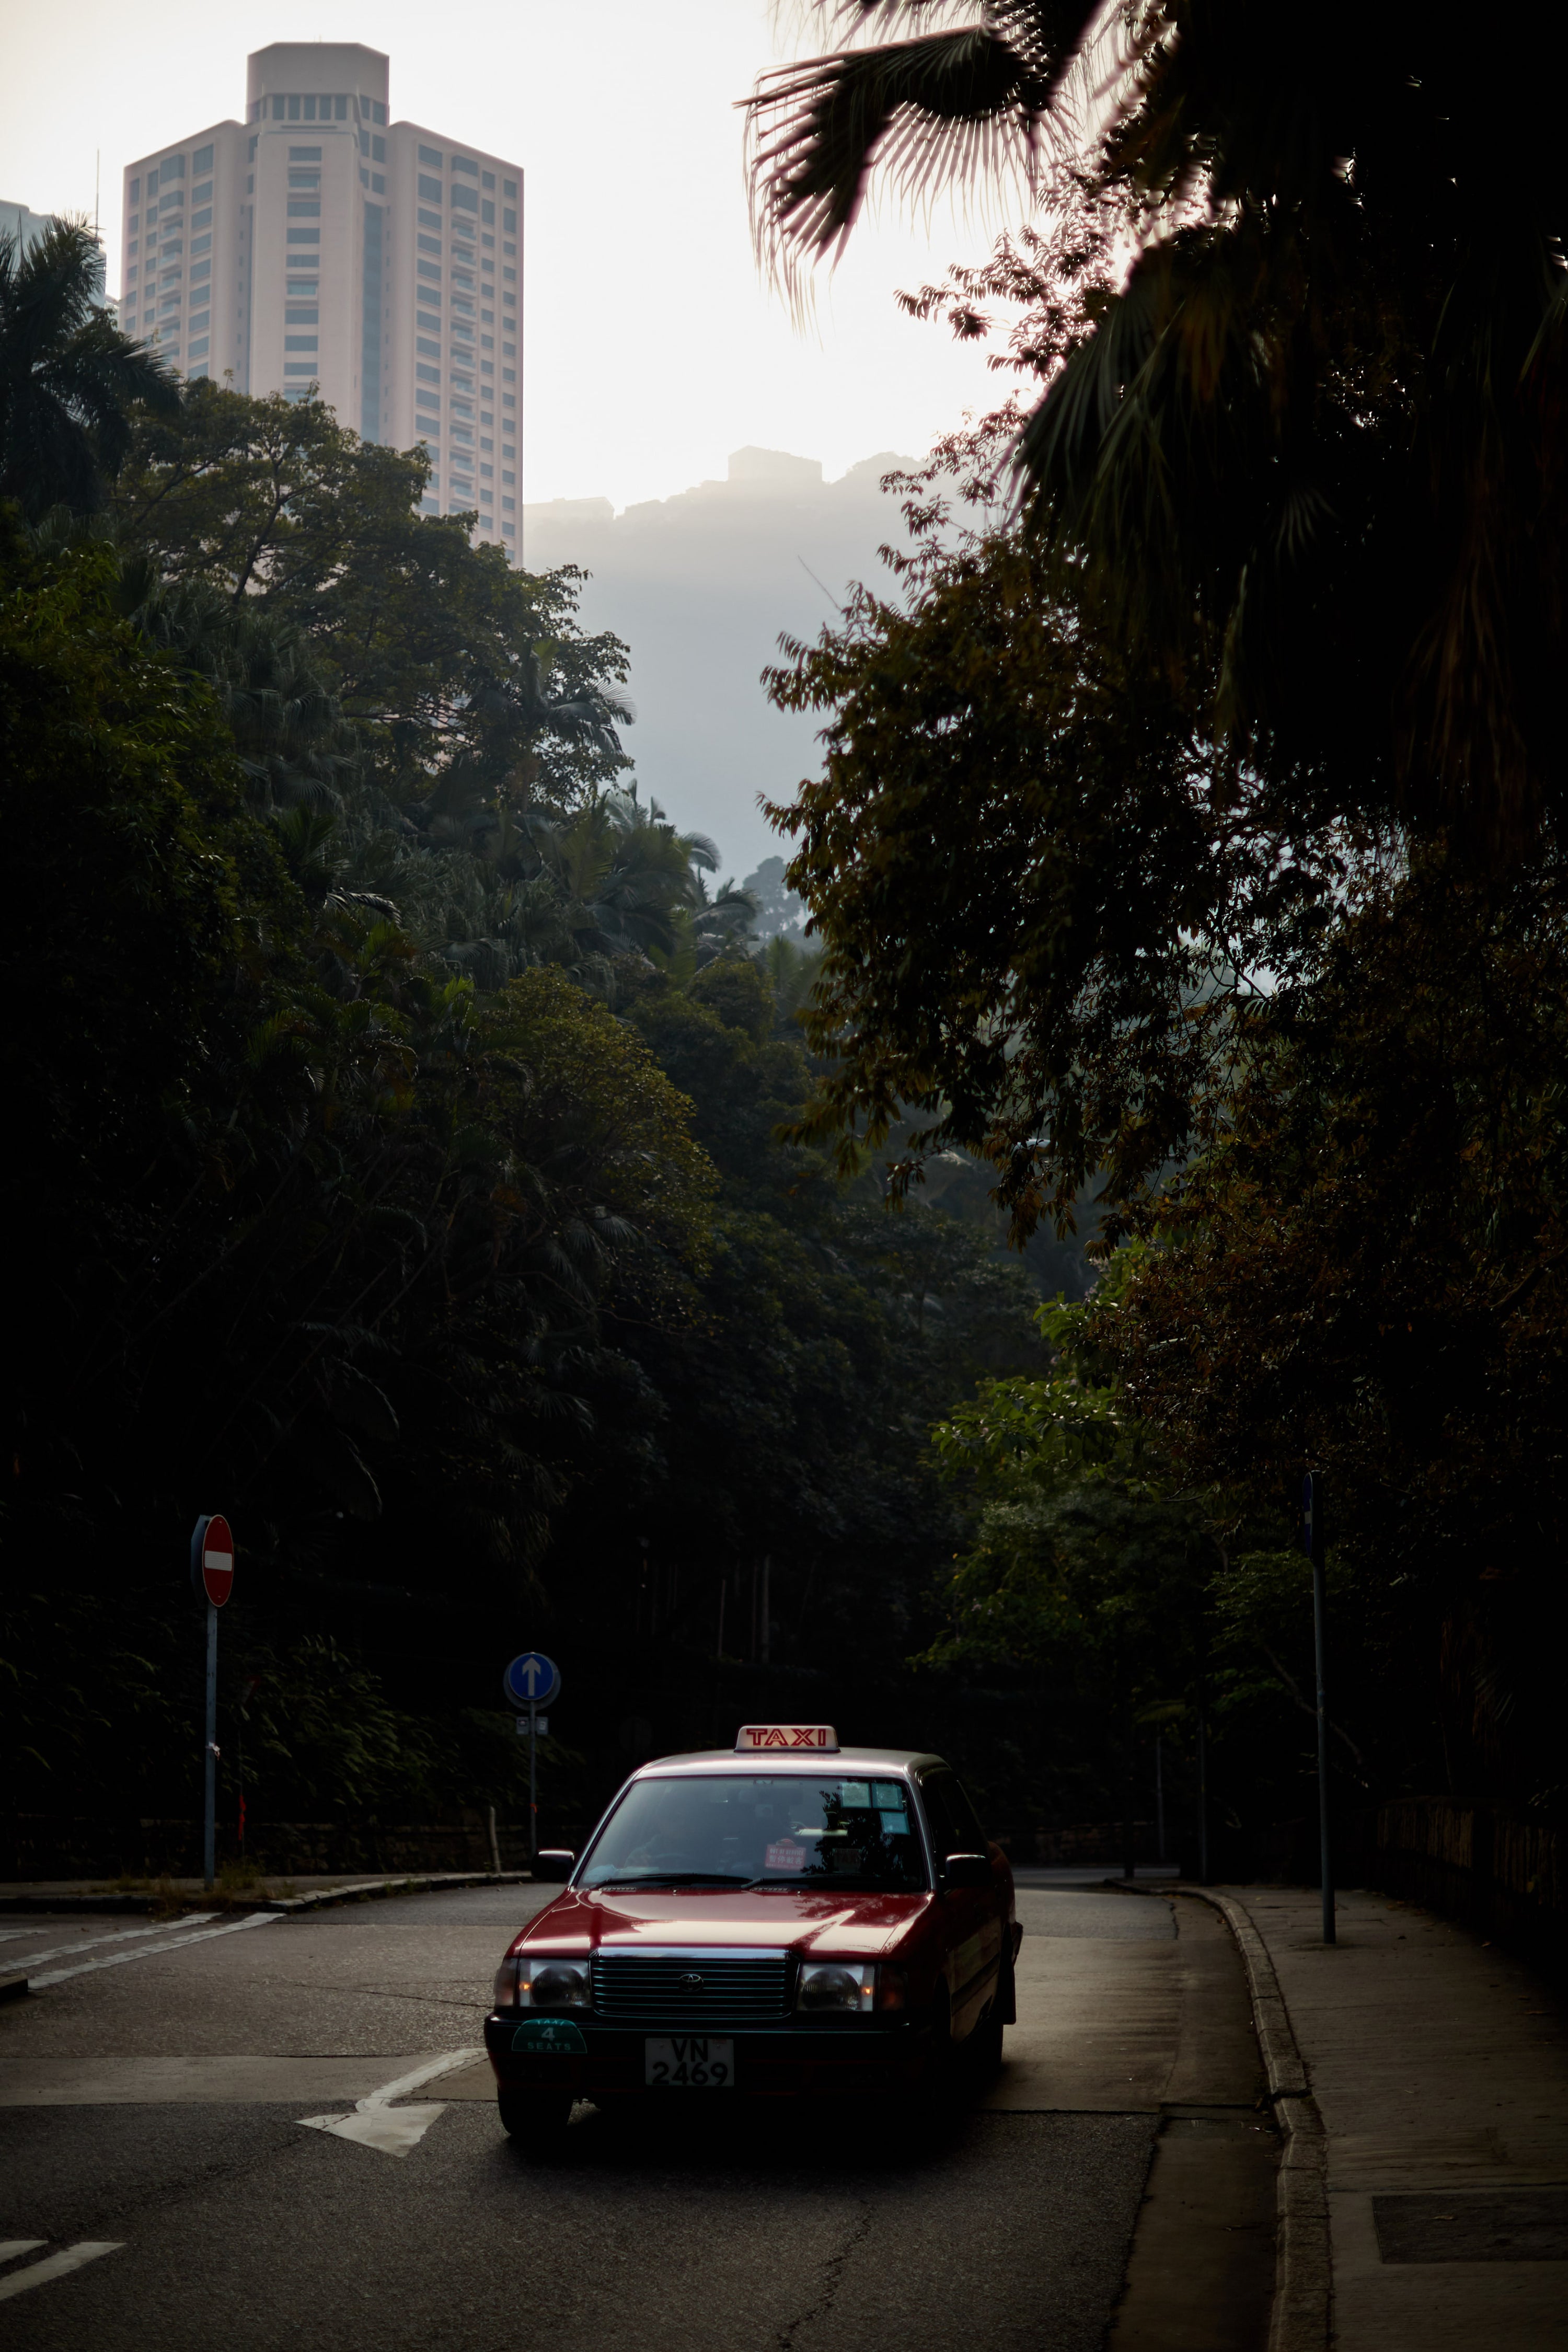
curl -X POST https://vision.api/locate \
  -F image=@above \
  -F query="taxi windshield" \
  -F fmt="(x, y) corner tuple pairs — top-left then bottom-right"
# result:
(579, 1773), (928, 1893)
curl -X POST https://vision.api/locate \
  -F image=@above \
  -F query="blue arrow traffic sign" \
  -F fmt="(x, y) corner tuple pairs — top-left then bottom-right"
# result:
(503, 1651), (560, 1709)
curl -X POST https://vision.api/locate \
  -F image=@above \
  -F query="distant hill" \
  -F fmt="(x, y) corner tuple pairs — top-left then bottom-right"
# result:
(523, 445), (917, 875)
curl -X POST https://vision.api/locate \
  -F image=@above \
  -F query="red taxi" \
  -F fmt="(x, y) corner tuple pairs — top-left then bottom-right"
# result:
(485, 1726), (1019, 2146)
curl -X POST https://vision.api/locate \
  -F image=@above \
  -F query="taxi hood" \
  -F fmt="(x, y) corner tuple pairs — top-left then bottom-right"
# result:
(514, 1885), (931, 1959)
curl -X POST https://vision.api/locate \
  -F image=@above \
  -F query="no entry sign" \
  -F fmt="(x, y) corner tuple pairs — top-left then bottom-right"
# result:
(194, 1514), (235, 1608)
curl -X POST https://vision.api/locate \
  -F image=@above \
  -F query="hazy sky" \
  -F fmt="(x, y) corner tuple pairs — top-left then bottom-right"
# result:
(2, 0), (1012, 511)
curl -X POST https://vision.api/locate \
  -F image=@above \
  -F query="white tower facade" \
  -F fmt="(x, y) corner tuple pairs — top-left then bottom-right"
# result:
(119, 44), (523, 554)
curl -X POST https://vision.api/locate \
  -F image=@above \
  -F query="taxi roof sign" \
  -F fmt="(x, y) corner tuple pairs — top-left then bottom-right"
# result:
(735, 1724), (840, 1754)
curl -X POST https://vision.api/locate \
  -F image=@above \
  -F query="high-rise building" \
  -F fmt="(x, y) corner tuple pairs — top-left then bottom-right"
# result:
(119, 44), (523, 555)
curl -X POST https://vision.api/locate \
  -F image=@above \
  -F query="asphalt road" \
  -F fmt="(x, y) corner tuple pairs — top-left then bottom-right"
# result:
(0, 1885), (1272, 2351)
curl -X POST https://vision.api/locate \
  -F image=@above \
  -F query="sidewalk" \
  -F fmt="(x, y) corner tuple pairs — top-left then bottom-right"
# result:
(1220, 1883), (1568, 2350)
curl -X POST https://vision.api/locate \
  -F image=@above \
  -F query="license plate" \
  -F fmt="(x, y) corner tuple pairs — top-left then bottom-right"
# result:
(644, 2036), (734, 2089)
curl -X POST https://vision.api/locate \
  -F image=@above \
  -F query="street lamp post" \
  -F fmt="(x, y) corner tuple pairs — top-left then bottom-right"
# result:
(1302, 1472), (1335, 1945)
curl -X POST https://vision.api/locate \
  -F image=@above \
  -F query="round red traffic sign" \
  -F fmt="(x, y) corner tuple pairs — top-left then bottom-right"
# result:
(200, 1514), (235, 1607)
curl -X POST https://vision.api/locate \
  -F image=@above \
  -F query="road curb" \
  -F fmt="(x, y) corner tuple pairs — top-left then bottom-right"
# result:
(1103, 1880), (1331, 2352)
(0, 1871), (535, 1923)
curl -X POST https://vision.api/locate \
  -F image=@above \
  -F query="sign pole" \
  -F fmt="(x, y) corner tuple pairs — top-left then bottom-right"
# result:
(204, 1602), (218, 1892)
(1302, 1473), (1335, 1945)
(191, 1514), (234, 1896)
(529, 1700), (538, 1862)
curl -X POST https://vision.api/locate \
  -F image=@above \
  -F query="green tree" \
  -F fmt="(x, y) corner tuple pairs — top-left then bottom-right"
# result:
(750, 1), (1568, 850)
(0, 218), (178, 516)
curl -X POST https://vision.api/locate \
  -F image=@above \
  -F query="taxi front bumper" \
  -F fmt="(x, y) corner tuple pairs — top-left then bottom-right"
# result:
(483, 2011), (931, 2099)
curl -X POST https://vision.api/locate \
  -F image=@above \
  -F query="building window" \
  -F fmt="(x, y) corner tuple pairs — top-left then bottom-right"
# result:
(130, 176), (141, 201)
(481, 199), (495, 226)
(418, 235), (441, 258)
(286, 228), (321, 245)
(372, 171), (385, 193)
(451, 185), (478, 214)
(419, 144), (443, 167)
(502, 393), (515, 409)
(417, 315), (441, 336)
(372, 135), (386, 162)
(192, 210), (212, 231)
(502, 523), (515, 540)
(501, 470), (514, 485)
(188, 310), (210, 333)
(372, 101), (386, 124)
(503, 179), (517, 199)
(417, 260), (440, 281)
(160, 155), (186, 182)
(193, 181), (213, 204)
(286, 278), (318, 296)
(416, 363), (439, 384)
(283, 362), (318, 376)
(287, 200), (321, 217)
(285, 306), (319, 324)
(418, 176), (443, 204)
(285, 336), (319, 351)
(503, 209), (516, 233)
(188, 337), (210, 358)
(191, 260), (212, 282)
(452, 154), (478, 177)
(416, 336), (440, 357)
(127, 264), (139, 283)
(418, 208), (442, 233)
(289, 147), (322, 162)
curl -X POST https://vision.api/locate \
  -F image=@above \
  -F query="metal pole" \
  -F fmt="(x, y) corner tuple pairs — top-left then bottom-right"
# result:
(529, 1700), (538, 1862)
(1303, 1472), (1335, 1945)
(1197, 1708), (1209, 1884)
(1156, 1735), (1166, 1865)
(203, 1602), (217, 1892)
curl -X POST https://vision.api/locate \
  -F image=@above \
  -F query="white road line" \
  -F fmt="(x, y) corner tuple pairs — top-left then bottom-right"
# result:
(29, 1911), (280, 1987)
(0, 2244), (123, 2302)
(297, 2045), (482, 2157)
(3, 1919), (218, 1973)
(0, 1931), (36, 1944)
(0, 2241), (49, 2263)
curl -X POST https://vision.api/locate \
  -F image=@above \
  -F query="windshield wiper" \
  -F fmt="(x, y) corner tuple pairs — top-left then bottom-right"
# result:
(592, 1872), (751, 1889)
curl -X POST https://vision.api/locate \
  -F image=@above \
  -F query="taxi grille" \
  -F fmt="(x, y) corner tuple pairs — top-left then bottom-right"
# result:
(591, 1953), (791, 2022)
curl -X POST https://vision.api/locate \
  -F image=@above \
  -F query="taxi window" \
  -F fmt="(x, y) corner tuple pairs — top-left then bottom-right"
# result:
(578, 1774), (928, 1891)
(919, 1771), (989, 1861)
(918, 1773), (967, 1862)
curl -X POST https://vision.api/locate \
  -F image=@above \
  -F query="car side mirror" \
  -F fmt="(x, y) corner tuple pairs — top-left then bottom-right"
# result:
(943, 1851), (990, 1890)
(533, 1849), (575, 1883)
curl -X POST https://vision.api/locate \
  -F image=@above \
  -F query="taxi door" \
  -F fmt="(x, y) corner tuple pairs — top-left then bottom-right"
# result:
(918, 1769), (1005, 2040)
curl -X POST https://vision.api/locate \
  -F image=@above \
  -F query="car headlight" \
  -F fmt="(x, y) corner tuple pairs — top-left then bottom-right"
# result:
(520, 1957), (591, 2010)
(492, 1954), (592, 2010)
(797, 1962), (878, 2013)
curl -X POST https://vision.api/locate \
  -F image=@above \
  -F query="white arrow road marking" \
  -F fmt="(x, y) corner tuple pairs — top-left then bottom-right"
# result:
(3, 1919), (219, 1974)
(0, 2244), (123, 2302)
(29, 1911), (280, 1988)
(297, 2046), (483, 2157)
(0, 2241), (49, 2263)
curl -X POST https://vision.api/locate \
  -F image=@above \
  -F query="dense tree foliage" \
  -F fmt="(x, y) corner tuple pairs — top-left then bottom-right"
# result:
(751, 0), (1568, 852)
(751, 6), (1568, 1840)
(1, 372), (1071, 1859)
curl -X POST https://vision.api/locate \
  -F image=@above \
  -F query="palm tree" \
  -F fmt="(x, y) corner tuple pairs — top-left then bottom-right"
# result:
(747, 2), (1568, 849)
(0, 217), (179, 518)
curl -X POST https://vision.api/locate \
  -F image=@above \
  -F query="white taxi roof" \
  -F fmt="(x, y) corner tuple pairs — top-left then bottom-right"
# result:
(631, 1746), (945, 1780)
